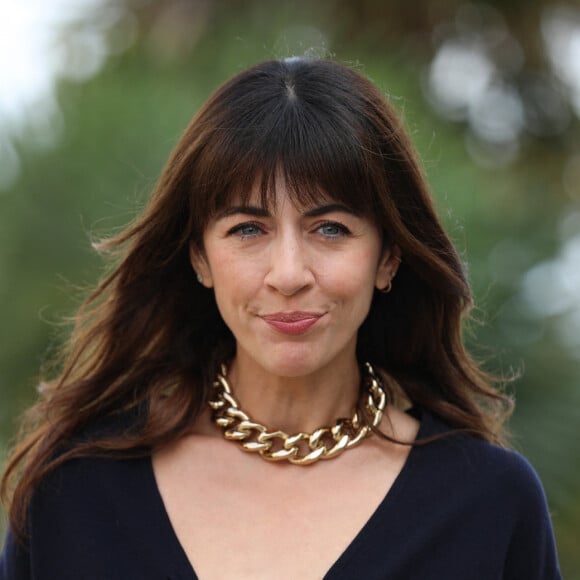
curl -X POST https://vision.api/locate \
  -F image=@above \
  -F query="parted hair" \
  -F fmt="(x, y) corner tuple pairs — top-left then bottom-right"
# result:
(2, 58), (512, 538)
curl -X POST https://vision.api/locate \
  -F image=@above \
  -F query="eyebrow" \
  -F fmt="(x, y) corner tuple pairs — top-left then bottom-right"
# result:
(304, 203), (355, 217)
(216, 206), (270, 219)
(216, 203), (356, 219)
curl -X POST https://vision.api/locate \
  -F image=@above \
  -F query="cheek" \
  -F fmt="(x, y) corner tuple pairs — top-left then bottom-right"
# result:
(347, 245), (382, 282)
(208, 250), (263, 306)
(319, 250), (380, 297)
(206, 245), (241, 281)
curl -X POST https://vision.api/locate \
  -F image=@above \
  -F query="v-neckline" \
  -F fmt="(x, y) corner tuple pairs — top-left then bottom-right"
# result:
(323, 407), (429, 578)
(145, 407), (431, 580)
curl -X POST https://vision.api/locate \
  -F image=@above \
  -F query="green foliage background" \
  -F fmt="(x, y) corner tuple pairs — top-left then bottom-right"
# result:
(1, 0), (579, 575)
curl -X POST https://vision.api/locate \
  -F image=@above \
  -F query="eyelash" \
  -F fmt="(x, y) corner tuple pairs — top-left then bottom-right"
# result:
(226, 220), (352, 239)
(317, 221), (351, 238)
(227, 222), (264, 239)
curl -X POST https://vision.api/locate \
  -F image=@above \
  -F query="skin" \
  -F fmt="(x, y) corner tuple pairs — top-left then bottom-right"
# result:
(152, 182), (419, 579)
(190, 184), (400, 433)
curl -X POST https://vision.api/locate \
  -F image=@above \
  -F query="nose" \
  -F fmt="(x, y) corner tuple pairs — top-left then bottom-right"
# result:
(264, 232), (314, 296)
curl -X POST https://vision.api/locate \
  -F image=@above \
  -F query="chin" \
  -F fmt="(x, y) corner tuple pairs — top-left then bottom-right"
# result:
(258, 346), (331, 378)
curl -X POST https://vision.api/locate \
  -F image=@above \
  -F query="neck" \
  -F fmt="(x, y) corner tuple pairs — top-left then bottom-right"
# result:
(225, 354), (362, 434)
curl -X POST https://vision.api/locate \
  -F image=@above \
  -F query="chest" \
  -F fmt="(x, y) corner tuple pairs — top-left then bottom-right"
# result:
(152, 438), (409, 580)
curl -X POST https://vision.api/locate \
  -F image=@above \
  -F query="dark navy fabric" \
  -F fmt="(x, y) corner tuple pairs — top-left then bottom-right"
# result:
(0, 409), (561, 579)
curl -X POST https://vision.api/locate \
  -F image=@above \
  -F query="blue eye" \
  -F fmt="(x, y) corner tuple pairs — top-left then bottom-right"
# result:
(318, 222), (350, 238)
(228, 222), (263, 238)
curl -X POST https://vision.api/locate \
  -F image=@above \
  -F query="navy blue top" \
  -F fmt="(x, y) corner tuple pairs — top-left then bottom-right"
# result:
(0, 408), (561, 579)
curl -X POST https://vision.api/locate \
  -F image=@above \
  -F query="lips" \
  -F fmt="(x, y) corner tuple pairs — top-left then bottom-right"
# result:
(261, 311), (323, 335)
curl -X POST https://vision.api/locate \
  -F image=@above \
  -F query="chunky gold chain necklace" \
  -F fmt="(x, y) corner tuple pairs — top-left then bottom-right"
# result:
(208, 362), (387, 465)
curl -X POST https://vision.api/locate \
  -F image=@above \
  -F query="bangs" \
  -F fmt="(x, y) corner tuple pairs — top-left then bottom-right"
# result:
(187, 59), (384, 238)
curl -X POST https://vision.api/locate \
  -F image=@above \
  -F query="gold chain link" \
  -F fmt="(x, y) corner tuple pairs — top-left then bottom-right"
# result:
(209, 362), (387, 465)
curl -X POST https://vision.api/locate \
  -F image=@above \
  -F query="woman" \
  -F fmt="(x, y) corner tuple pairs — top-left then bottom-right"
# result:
(0, 58), (560, 579)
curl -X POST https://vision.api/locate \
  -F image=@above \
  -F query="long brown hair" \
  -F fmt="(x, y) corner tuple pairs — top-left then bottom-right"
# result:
(2, 58), (512, 538)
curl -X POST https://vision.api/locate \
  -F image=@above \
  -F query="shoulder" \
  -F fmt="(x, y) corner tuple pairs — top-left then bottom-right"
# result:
(24, 452), (163, 575)
(412, 408), (550, 516)
(28, 453), (152, 553)
(33, 450), (151, 515)
(31, 406), (153, 530)
(11, 451), (187, 578)
(403, 409), (561, 577)
(32, 407), (149, 504)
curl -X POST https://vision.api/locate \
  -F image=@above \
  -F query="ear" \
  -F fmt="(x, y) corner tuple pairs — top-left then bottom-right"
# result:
(189, 241), (213, 288)
(375, 244), (402, 291)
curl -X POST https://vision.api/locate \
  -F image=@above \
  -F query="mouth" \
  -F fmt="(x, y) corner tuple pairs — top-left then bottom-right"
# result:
(260, 311), (324, 335)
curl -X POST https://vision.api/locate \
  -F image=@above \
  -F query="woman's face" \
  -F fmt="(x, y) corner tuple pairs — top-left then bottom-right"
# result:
(190, 183), (399, 378)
